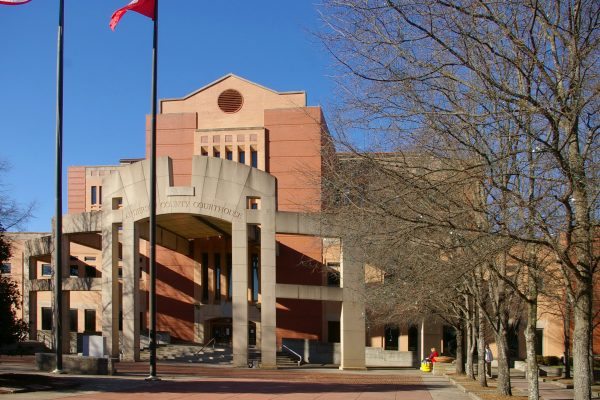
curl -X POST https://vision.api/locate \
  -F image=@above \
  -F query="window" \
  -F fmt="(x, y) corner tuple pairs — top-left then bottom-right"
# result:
(201, 253), (209, 302)
(69, 309), (78, 332)
(112, 197), (123, 210)
(328, 321), (340, 343)
(225, 150), (233, 160)
(227, 253), (232, 300)
(84, 309), (96, 332)
(42, 307), (52, 330)
(91, 186), (97, 205)
(70, 265), (79, 277)
(326, 262), (340, 287)
(98, 186), (102, 204)
(535, 328), (544, 355)
(213, 148), (220, 158)
(85, 265), (96, 278)
(408, 326), (418, 351)
(251, 254), (259, 302)
(1, 263), (11, 274)
(214, 254), (221, 301)
(238, 150), (245, 164)
(41, 264), (52, 276)
(384, 325), (399, 350)
(251, 150), (258, 168)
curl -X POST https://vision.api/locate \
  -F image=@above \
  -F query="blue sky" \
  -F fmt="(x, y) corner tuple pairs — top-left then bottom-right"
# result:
(0, 1), (335, 232)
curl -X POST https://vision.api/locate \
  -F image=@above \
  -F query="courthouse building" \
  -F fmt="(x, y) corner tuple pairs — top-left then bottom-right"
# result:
(2, 74), (572, 367)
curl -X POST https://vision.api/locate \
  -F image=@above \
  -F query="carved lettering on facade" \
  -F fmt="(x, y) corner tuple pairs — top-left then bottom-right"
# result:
(123, 200), (242, 220)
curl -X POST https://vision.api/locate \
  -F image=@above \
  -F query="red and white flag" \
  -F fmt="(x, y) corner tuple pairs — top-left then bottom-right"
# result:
(110, 0), (155, 31)
(0, 0), (31, 5)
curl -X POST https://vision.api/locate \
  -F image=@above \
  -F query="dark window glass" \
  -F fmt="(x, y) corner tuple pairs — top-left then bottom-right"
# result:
(42, 307), (52, 330)
(328, 321), (340, 343)
(251, 254), (259, 302)
(69, 309), (78, 332)
(1, 263), (11, 274)
(251, 150), (258, 168)
(408, 326), (418, 351)
(384, 325), (400, 350)
(239, 151), (245, 164)
(41, 264), (52, 276)
(535, 328), (543, 355)
(202, 253), (209, 302)
(226, 151), (233, 160)
(84, 309), (96, 332)
(70, 265), (79, 277)
(327, 263), (340, 287)
(91, 186), (97, 205)
(98, 186), (102, 204)
(214, 254), (221, 301)
(85, 265), (96, 278)
(227, 254), (232, 300)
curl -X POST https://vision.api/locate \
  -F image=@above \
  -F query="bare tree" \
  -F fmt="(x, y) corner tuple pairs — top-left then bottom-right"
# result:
(320, 1), (599, 398)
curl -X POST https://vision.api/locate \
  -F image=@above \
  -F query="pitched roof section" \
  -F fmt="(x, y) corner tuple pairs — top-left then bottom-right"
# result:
(160, 73), (306, 108)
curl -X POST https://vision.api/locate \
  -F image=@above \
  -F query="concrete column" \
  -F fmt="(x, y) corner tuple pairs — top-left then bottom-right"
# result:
(232, 217), (248, 367)
(340, 241), (366, 370)
(260, 200), (277, 368)
(23, 250), (36, 340)
(193, 247), (203, 342)
(122, 220), (140, 361)
(102, 224), (120, 358)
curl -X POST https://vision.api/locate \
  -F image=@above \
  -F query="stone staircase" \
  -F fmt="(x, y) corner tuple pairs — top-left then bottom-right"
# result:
(276, 350), (302, 367)
(140, 343), (232, 365)
(140, 343), (302, 367)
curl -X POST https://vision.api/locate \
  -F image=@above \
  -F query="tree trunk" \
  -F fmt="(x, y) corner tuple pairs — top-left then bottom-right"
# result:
(466, 296), (475, 379)
(455, 324), (464, 375)
(495, 318), (513, 395)
(572, 287), (593, 400)
(564, 295), (571, 379)
(477, 306), (487, 387)
(525, 300), (540, 400)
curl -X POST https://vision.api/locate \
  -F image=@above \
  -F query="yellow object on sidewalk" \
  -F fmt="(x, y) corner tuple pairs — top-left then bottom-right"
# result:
(420, 359), (432, 372)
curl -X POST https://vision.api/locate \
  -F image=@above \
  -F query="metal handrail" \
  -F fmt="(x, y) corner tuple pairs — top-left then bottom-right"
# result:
(196, 337), (216, 354)
(281, 344), (303, 366)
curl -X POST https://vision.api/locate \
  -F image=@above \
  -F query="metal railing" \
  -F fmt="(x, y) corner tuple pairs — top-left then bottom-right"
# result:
(196, 337), (216, 355)
(281, 344), (303, 366)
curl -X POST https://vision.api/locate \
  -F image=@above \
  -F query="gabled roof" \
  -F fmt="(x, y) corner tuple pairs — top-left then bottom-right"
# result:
(160, 73), (305, 104)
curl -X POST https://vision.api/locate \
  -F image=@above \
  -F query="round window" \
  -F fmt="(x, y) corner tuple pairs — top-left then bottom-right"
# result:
(217, 89), (243, 113)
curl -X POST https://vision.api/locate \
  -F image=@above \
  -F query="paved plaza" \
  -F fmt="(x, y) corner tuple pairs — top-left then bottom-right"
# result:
(0, 357), (471, 400)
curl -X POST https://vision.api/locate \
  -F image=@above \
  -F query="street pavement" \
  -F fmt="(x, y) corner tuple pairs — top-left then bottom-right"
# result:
(0, 357), (473, 400)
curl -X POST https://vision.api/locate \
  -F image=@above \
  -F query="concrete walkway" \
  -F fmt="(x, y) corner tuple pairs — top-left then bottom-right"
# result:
(0, 357), (472, 400)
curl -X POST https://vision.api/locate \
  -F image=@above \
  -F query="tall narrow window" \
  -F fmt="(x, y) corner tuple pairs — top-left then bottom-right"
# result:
(41, 307), (53, 330)
(251, 254), (259, 302)
(251, 150), (258, 168)
(84, 309), (96, 332)
(91, 186), (97, 205)
(238, 150), (245, 164)
(225, 150), (233, 160)
(201, 253), (209, 302)
(69, 309), (78, 332)
(227, 253), (232, 300)
(214, 254), (221, 301)
(98, 186), (102, 204)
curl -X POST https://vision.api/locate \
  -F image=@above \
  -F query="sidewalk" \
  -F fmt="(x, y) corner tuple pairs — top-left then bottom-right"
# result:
(0, 356), (472, 400)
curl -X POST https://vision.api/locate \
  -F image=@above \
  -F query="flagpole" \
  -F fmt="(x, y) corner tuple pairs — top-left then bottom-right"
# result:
(53, 0), (65, 374)
(147, 0), (159, 381)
